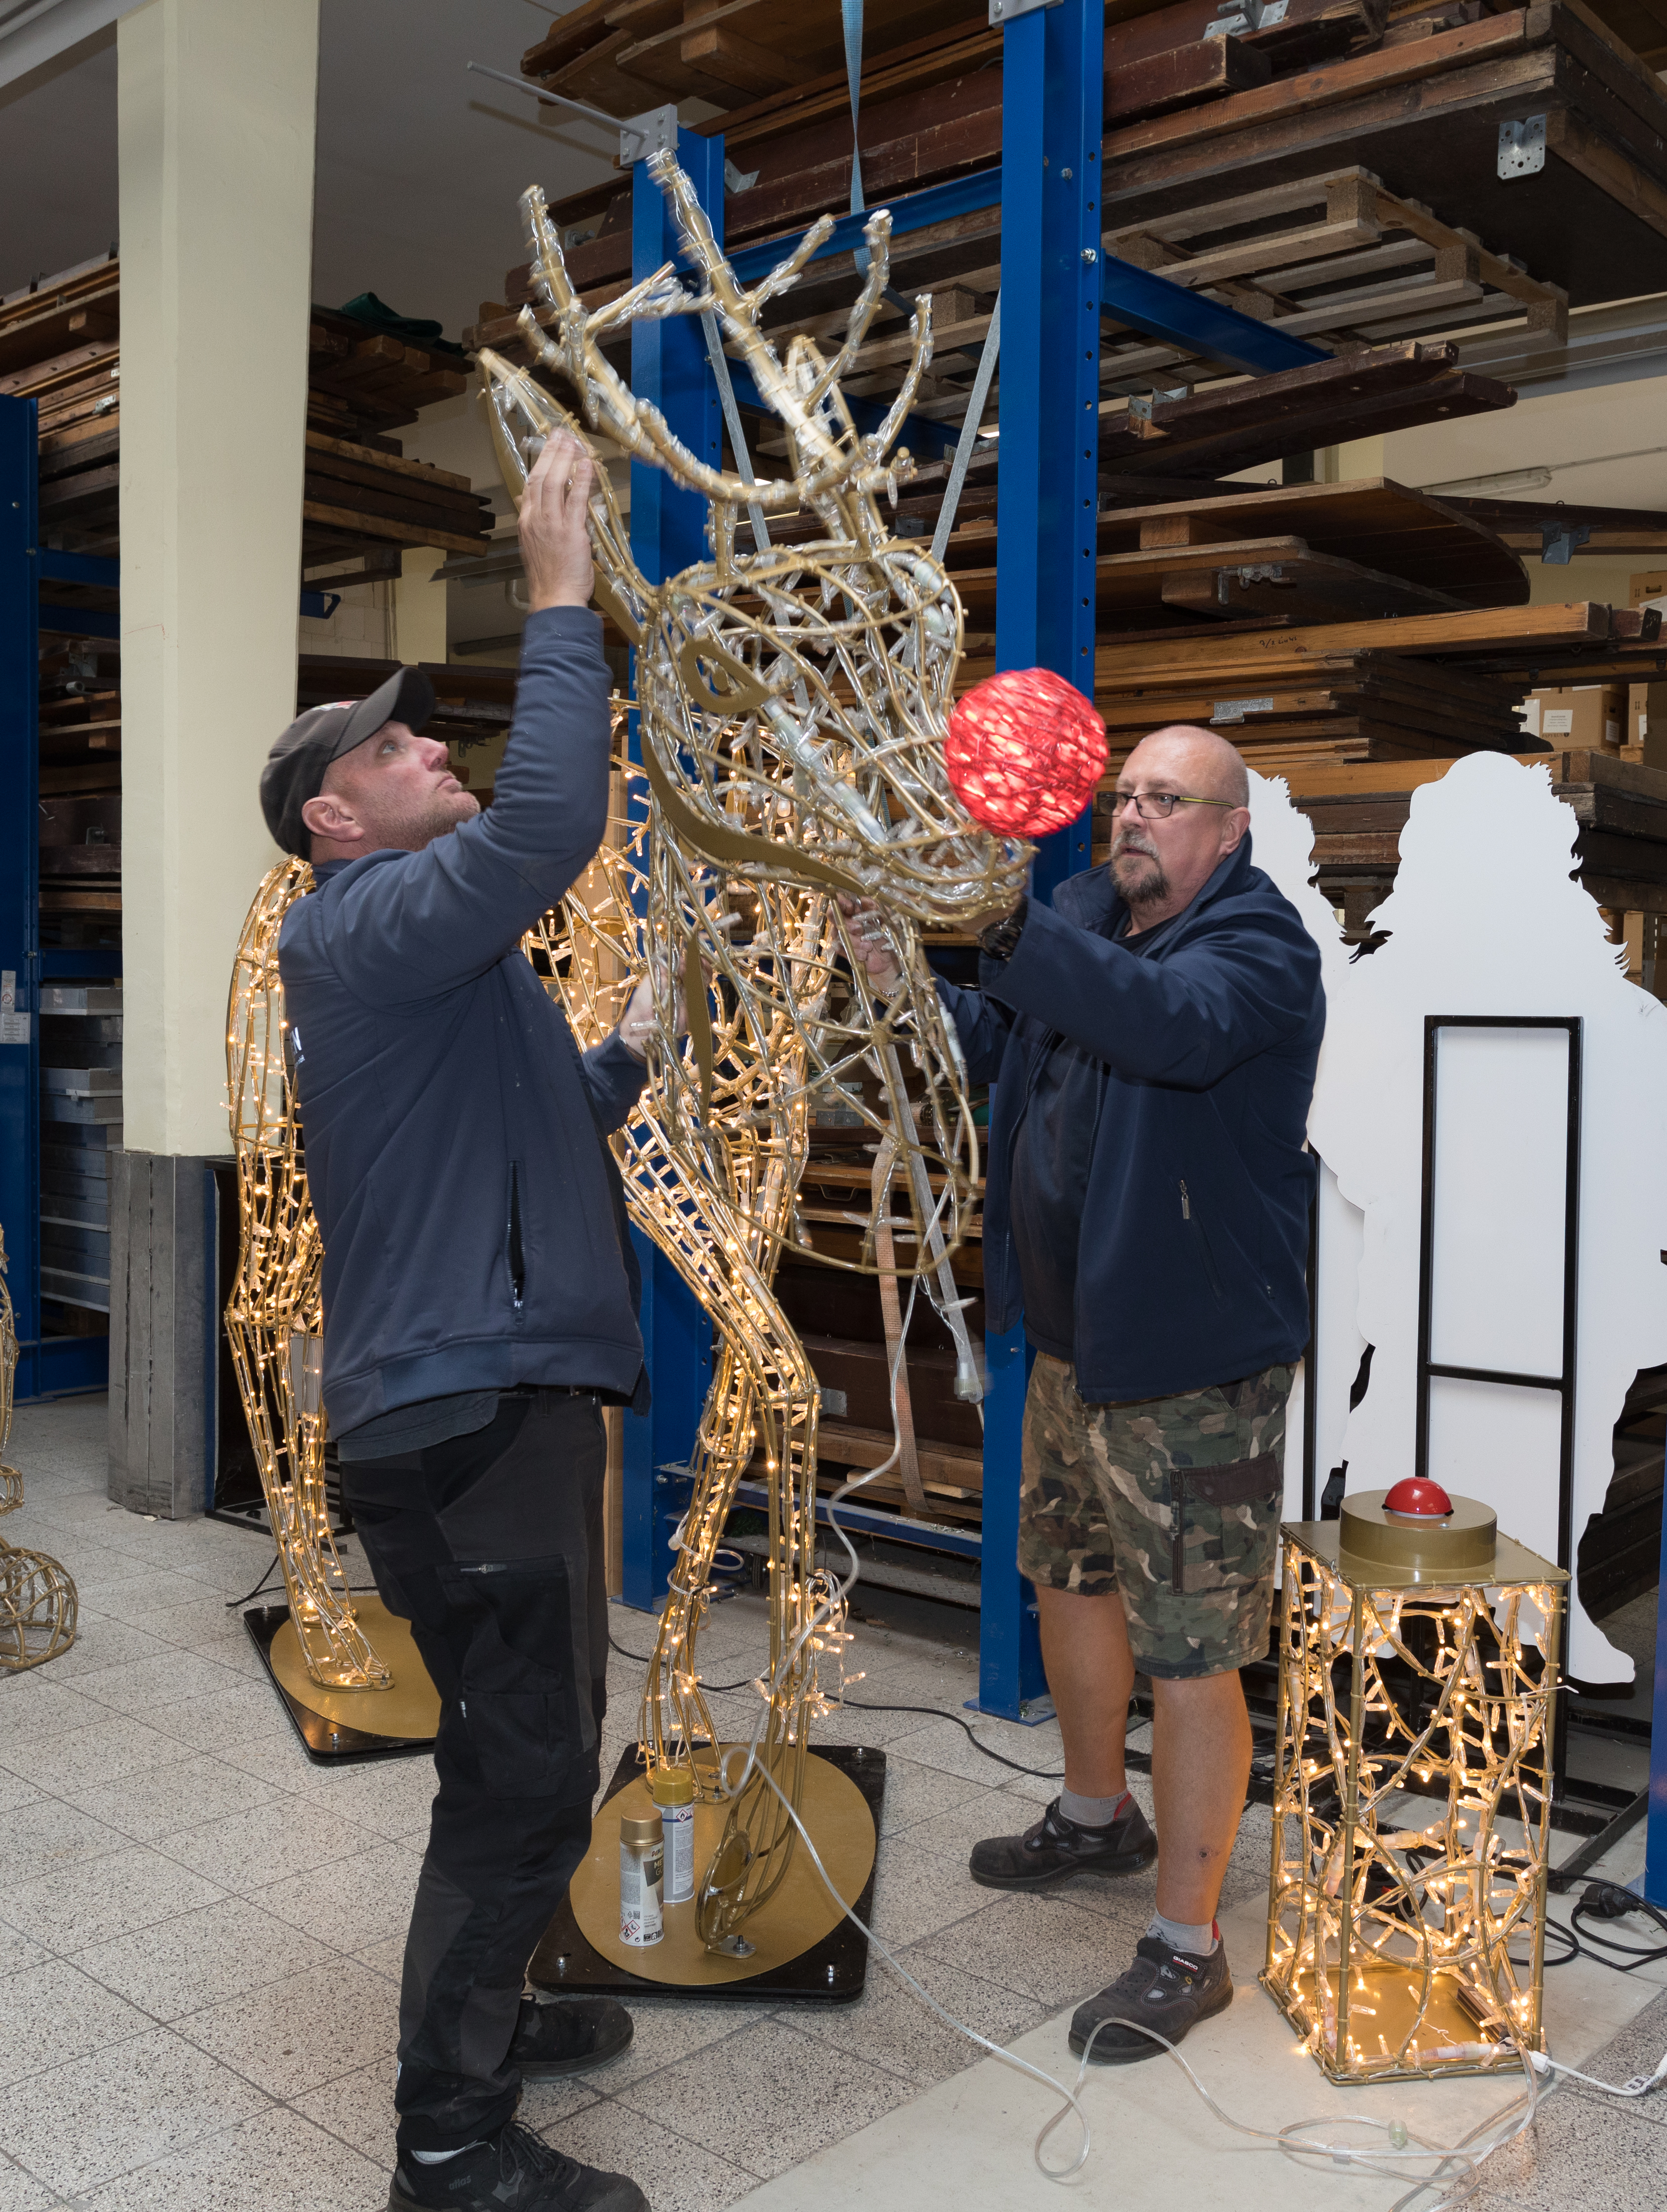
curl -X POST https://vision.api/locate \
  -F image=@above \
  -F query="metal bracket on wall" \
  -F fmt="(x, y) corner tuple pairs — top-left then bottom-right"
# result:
(989, 0), (1059, 22)
(1499, 116), (1547, 179)
(1205, 0), (1287, 32)
(1541, 518), (1591, 565)
(620, 104), (680, 167)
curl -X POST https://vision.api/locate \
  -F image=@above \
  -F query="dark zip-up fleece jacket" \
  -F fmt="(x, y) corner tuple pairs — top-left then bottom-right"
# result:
(938, 836), (1324, 1403)
(277, 606), (649, 1439)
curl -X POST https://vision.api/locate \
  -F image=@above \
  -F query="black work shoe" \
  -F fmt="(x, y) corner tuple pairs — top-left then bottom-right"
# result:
(509, 1994), (634, 2079)
(389, 2120), (647, 2212)
(1067, 1932), (1233, 2065)
(968, 1796), (1157, 1892)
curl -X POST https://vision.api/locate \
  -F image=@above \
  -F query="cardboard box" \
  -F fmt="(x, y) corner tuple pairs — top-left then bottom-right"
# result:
(1519, 684), (1627, 750)
(1629, 680), (1667, 769)
(1631, 570), (1667, 612)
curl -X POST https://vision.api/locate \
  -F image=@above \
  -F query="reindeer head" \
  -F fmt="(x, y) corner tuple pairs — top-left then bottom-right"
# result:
(477, 155), (1028, 927)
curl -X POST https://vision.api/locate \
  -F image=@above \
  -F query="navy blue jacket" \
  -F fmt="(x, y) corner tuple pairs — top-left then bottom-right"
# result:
(277, 607), (648, 1438)
(940, 836), (1324, 1403)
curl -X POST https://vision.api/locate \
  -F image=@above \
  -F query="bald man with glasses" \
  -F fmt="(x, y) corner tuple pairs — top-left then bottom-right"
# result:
(847, 723), (1324, 2066)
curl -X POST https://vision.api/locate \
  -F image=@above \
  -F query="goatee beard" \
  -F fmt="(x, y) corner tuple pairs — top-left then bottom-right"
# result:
(1112, 840), (1170, 909)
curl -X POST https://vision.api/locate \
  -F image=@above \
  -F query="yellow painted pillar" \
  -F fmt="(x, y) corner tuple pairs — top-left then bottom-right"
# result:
(113, 0), (320, 1514)
(394, 549), (449, 667)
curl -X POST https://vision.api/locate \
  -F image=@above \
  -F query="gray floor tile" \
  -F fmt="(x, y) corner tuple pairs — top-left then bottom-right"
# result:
(26, 1614), (156, 1684)
(787, 1943), (1049, 2086)
(864, 1836), (1000, 1949)
(0, 1772), (42, 1816)
(351, 1936), (407, 1982)
(612, 2014), (914, 2181)
(1558, 1985), (1667, 2118)
(287, 2056), (400, 2167)
(294, 1755), (439, 1840)
(142, 1679), (298, 1760)
(68, 1647), (253, 1717)
(155, 1800), (378, 1895)
(0, 1959), (153, 2090)
(244, 1840), (423, 1953)
(879, 1711), (1051, 1786)
(66, 1754), (290, 1847)
(0, 2023), (268, 2197)
(539, 2099), (758, 2212)
(80, 2102), (385, 2212)
(1472, 2085), (1667, 2210)
(0, 1926), (51, 1980)
(575, 1991), (757, 2093)
(171, 1957), (399, 2100)
(2, 1714), (199, 1798)
(0, 1671), (125, 1751)
(87, 1570), (247, 1626)
(3, 1840), (226, 1954)
(0, 1797), (131, 1887)
(916, 1886), (1146, 2010)
(871, 1752), (993, 1838)
(0, 2155), (56, 2212)
(74, 1896), (337, 2021)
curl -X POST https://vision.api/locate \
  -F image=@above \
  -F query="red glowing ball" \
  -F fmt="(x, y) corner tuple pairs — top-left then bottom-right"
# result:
(944, 668), (1109, 839)
(1382, 1477), (1454, 1520)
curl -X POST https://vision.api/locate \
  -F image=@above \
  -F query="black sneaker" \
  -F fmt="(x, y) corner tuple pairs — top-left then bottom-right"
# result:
(389, 2121), (647, 2212)
(968, 1796), (1157, 1892)
(509, 1994), (634, 2079)
(1067, 1931), (1233, 2065)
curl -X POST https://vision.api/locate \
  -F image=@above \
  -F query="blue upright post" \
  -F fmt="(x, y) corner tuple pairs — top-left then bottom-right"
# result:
(619, 125), (724, 1610)
(0, 395), (41, 1400)
(974, 0), (1105, 1719)
(1645, 1491), (1667, 1904)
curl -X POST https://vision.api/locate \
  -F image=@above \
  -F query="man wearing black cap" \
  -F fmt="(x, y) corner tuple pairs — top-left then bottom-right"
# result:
(264, 434), (651, 2212)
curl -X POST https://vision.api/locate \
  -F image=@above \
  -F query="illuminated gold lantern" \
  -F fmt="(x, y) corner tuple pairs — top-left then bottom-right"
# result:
(1262, 1479), (1566, 2083)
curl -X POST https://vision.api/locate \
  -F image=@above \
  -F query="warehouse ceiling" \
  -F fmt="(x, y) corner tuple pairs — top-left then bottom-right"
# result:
(0, 0), (615, 342)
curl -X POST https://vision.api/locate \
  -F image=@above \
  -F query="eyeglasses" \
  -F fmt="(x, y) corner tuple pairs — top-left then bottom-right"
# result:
(1109, 790), (1238, 822)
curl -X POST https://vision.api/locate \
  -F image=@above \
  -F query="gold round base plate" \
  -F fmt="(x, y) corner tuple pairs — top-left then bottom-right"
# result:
(269, 1597), (441, 1739)
(569, 1750), (877, 1987)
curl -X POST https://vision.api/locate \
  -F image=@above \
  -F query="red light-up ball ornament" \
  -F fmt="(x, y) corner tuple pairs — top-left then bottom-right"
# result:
(944, 669), (1108, 838)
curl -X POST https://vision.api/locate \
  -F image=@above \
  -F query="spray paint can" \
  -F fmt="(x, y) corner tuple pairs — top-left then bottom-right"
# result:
(652, 1766), (696, 1906)
(619, 1813), (663, 1946)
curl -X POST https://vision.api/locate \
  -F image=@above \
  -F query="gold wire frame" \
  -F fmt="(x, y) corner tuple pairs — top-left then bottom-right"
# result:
(0, 1223), (78, 1671)
(495, 154), (1029, 1949)
(223, 857), (390, 1691)
(1262, 1524), (1565, 2083)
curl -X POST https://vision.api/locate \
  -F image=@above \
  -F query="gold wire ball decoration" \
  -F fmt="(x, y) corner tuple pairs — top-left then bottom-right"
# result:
(223, 857), (391, 1691)
(491, 153), (1029, 1952)
(1262, 1505), (1567, 2083)
(0, 1223), (78, 1670)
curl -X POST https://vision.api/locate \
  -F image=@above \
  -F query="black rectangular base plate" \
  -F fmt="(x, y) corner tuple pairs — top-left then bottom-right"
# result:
(528, 1743), (886, 2004)
(242, 1603), (437, 1765)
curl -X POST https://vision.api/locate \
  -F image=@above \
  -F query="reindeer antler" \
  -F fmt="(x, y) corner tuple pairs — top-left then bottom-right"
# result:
(507, 159), (935, 517)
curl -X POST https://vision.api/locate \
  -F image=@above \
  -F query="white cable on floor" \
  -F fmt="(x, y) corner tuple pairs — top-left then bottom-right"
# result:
(1529, 2046), (1667, 2098)
(684, 1109), (1652, 2199)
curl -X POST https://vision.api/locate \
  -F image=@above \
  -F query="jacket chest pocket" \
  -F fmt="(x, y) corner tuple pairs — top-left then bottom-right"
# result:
(1169, 1456), (1281, 1595)
(506, 1160), (525, 1313)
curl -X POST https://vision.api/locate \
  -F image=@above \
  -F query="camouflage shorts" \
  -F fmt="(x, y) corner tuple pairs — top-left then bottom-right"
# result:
(1017, 1353), (1291, 1679)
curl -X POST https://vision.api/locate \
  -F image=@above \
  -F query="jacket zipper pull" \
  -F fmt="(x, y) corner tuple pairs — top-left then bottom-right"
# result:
(1179, 1180), (1191, 1221)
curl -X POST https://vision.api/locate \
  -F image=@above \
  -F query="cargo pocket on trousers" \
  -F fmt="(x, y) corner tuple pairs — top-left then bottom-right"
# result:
(1169, 1456), (1282, 1596)
(444, 1558), (583, 1799)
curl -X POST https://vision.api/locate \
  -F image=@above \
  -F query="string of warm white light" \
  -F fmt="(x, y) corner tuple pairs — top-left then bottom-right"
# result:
(224, 859), (390, 1691)
(491, 151), (1029, 1950)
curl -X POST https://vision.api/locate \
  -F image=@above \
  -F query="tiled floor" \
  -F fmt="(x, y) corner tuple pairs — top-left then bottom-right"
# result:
(0, 1393), (1662, 2212)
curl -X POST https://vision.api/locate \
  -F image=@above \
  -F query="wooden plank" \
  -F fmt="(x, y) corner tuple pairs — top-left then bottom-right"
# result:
(304, 429), (478, 497)
(300, 500), (493, 557)
(1104, 36), (1272, 125)
(1103, 9), (1545, 163)
(1093, 602), (1613, 676)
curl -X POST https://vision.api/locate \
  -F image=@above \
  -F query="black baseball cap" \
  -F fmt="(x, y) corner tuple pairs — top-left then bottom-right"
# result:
(260, 665), (437, 857)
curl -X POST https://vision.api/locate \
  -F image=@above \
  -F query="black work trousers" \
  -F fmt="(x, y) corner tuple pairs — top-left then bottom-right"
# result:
(343, 1388), (608, 2154)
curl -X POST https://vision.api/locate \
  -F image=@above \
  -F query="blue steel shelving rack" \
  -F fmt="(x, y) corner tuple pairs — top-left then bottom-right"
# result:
(0, 394), (116, 1400)
(613, 0), (1325, 1715)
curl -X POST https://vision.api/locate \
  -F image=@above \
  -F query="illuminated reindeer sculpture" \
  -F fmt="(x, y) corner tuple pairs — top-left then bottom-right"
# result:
(479, 153), (1029, 1951)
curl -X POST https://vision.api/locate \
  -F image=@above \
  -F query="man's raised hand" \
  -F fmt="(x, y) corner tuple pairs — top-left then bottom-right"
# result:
(519, 431), (595, 612)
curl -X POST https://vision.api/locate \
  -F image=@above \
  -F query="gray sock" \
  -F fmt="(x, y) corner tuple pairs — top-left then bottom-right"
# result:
(1059, 1786), (1132, 1828)
(410, 2145), (483, 2166)
(1149, 1911), (1218, 1956)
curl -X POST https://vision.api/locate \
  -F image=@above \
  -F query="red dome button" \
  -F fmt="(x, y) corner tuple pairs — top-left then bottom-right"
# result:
(1383, 1477), (1454, 1519)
